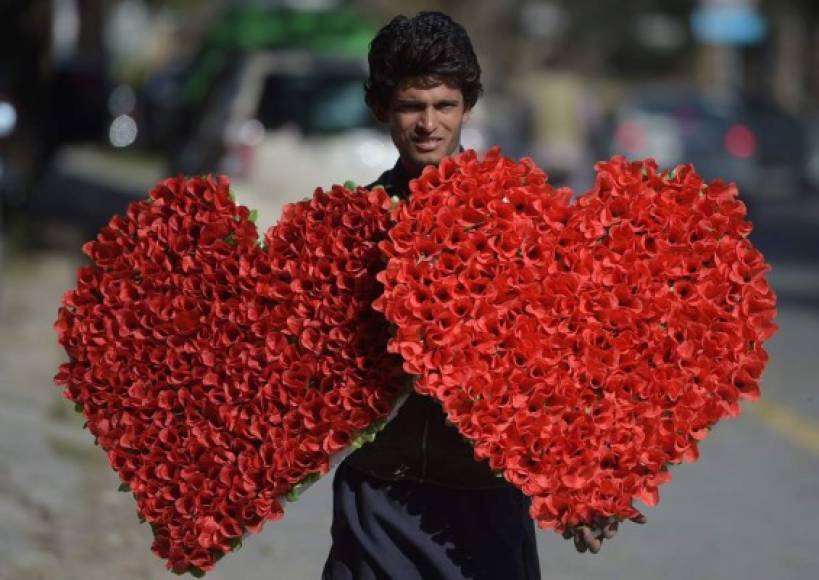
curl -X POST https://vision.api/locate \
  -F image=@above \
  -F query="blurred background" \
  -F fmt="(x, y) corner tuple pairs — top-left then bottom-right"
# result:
(1, 0), (818, 578)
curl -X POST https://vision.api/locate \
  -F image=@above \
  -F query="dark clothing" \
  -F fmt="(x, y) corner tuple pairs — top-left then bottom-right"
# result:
(323, 160), (541, 580)
(322, 462), (541, 580)
(342, 159), (505, 490)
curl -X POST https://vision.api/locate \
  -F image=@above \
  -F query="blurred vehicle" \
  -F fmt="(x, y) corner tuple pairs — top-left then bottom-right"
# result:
(162, 49), (394, 228)
(136, 4), (379, 160)
(599, 87), (813, 198)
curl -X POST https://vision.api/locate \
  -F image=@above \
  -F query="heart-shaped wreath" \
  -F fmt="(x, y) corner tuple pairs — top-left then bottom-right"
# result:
(375, 148), (777, 531)
(54, 175), (408, 574)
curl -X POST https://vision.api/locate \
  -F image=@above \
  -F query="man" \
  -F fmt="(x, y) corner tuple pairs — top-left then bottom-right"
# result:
(322, 12), (638, 580)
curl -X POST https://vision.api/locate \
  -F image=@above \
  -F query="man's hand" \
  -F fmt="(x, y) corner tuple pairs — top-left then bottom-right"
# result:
(562, 514), (647, 554)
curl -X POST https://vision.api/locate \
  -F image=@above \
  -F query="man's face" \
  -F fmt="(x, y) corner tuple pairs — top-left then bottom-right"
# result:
(381, 77), (471, 176)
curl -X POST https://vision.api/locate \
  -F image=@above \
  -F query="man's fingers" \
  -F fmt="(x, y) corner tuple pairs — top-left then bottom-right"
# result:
(602, 520), (618, 539)
(570, 521), (617, 554)
(588, 538), (602, 554)
(579, 527), (602, 554)
(581, 526), (598, 547)
(569, 515), (635, 551)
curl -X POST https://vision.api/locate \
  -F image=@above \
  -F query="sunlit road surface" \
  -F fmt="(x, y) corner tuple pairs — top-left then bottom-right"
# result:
(1, 195), (817, 580)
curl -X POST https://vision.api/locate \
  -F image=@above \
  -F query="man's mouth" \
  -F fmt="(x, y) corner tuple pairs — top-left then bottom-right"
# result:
(413, 138), (441, 152)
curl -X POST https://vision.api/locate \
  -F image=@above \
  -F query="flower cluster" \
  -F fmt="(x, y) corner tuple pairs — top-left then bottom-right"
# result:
(374, 148), (777, 533)
(54, 176), (405, 574)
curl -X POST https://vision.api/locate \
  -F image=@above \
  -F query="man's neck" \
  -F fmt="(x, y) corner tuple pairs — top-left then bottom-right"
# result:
(399, 158), (424, 180)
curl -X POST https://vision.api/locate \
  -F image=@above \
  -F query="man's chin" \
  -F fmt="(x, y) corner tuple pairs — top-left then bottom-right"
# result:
(408, 149), (456, 170)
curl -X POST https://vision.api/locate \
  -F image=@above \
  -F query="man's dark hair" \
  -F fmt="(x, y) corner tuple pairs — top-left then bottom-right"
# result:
(365, 11), (483, 114)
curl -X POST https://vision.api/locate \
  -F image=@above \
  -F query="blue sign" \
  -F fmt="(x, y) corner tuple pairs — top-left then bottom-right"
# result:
(691, 5), (767, 45)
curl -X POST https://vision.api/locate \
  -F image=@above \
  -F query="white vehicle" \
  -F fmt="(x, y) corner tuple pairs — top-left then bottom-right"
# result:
(174, 50), (397, 231)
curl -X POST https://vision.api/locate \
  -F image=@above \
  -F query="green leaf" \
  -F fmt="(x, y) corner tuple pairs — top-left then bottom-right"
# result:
(229, 190), (236, 201)
(118, 483), (130, 492)
(350, 431), (377, 449)
(228, 536), (243, 550)
(285, 486), (302, 502)
(190, 567), (206, 578)
(248, 209), (258, 223)
(286, 472), (322, 501)
(668, 167), (678, 180)
(343, 180), (357, 190)
(304, 472), (321, 486)
(74, 402), (83, 413)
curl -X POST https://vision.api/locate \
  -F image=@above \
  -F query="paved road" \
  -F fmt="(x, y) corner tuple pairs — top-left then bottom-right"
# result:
(0, 193), (817, 580)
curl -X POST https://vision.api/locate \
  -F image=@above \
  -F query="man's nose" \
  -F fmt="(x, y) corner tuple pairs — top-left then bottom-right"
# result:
(417, 108), (436, 132)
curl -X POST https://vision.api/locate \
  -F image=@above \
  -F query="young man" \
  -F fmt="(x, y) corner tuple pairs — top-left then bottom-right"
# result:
(322, 12), (634, 580)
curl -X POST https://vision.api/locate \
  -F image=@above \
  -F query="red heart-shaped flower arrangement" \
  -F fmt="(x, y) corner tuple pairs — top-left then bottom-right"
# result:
(374, 148), (777, 532)
(54, 175), (406, 574)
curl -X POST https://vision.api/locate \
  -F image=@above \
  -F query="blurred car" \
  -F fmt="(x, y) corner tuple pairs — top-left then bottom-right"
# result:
(599, 87), (812, 198)
(137, 3), (377, 151)
(161, 49), (393, 229)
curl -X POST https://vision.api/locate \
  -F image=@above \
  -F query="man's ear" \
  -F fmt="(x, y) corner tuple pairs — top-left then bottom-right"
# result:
(463, 107), (472, 124)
